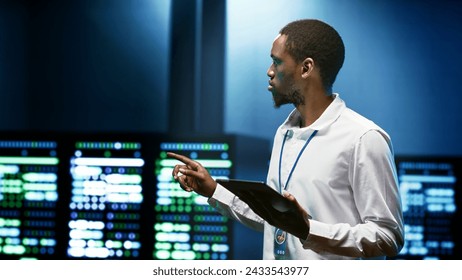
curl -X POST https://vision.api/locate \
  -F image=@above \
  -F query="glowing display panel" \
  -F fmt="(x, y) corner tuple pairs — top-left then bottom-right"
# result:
(0, 141), (59, 259)
(67, 141), (144, 259)
(154, 142), (233, 260)
(396, 159), (457, 259)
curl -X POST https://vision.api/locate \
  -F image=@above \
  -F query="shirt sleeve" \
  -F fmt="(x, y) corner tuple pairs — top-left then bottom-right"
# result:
(301, 130), (405, 258)
(208, 183), (265, 232)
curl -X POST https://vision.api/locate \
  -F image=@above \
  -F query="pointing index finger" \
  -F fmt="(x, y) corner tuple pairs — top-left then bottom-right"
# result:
(166, 152), (196, 166)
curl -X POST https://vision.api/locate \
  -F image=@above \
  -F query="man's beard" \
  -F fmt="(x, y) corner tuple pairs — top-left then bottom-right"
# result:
(272, 87), (305, 108)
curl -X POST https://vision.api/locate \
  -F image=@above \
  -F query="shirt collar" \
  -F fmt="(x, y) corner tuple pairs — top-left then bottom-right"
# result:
(279, 93), (346, 140)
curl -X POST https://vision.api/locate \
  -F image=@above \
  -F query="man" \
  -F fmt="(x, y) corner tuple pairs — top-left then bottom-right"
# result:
(168, 19), (404, 260)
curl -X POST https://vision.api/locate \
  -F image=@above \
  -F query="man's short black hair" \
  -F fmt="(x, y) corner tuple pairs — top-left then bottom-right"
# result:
(280, 19), (345, 93)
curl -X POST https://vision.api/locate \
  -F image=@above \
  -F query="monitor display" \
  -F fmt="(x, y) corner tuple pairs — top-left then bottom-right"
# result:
(67, 139), (145, 259)
(153, 141), (234, 260)
(0, 139), (60, 259)
(0, 132), (246, 259)
(393, 156), (461, 259)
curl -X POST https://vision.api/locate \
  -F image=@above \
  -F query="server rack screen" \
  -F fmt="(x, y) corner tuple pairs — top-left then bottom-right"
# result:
(397, 160), (457, 259)
(0, 140), (59, 259)
(154, 142), (233, 260)
(67, 141), (144, 259)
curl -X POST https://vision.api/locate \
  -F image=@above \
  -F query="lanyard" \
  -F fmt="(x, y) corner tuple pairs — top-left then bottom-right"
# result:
(277, 129), (318, 193)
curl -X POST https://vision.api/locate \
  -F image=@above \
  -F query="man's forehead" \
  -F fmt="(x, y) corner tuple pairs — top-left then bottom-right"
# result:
(272, 33), (287, 45)
(273, 33), (283, 42)
(271, 34), (287, 55)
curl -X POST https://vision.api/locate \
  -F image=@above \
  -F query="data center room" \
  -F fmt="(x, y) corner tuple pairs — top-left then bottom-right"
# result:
(0, 0), (461, 260)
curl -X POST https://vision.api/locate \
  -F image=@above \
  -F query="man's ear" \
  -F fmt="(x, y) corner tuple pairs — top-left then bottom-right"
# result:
(301, 58), (315, 79)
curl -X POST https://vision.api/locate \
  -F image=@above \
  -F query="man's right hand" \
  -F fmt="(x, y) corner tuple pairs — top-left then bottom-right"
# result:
(167, 152), (217, 198)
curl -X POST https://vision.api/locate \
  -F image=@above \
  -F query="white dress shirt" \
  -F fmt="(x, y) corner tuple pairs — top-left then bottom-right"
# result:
(209, 94), (404, 259)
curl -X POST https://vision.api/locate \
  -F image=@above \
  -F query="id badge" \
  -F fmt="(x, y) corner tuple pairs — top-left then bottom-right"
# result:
(274, 228), (287, 257)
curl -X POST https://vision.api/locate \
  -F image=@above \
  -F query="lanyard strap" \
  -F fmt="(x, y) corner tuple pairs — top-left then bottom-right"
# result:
(278, 129), (318, 193)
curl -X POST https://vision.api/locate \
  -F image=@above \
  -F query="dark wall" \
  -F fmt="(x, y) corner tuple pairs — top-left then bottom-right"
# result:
(0, 1), (28, 130)
(1, 0), (170, 133)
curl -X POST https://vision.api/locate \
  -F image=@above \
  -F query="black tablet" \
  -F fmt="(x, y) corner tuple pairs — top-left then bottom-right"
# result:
(216, 179), (311, 238)
(216, 179), (295, 215)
